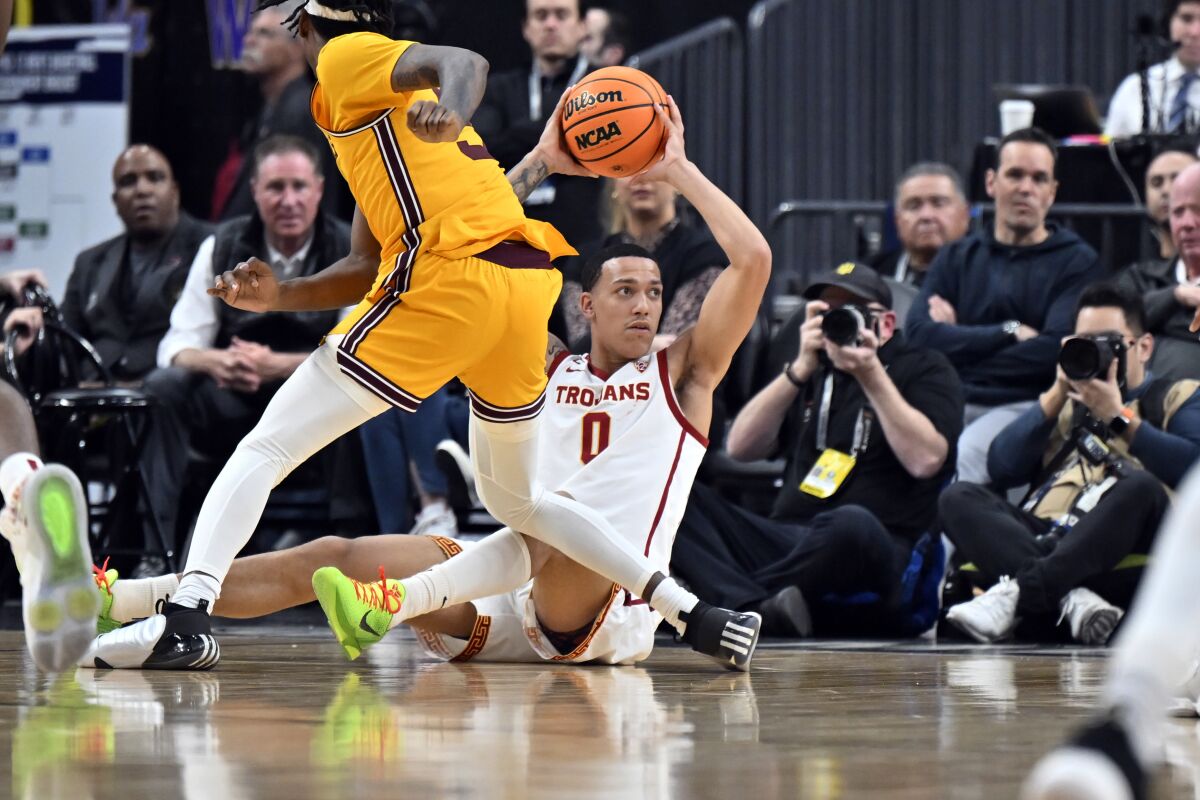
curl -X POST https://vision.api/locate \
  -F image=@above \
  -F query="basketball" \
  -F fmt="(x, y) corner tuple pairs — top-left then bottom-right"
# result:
(561, 66), (669, 178)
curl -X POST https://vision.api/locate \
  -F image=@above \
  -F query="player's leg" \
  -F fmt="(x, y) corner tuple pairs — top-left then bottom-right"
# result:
(99, 341), (389, 670)
(1023, 466), (1200, 799)
(391, 264), (760, 670)
(0, 381), (98, 671)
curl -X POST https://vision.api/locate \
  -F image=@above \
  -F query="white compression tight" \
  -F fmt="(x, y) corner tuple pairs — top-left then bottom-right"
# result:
(393, 412), (699, 632)
(182, 340), (388, 585)
(1102, 464), (1200, 764)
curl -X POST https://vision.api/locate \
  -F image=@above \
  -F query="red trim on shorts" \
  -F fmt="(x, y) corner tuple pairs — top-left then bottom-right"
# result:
(643, 430), (686, 558)
(550, 584), (621, 661)
(656, 349), (709, 446)
(451, 614), (491, 662)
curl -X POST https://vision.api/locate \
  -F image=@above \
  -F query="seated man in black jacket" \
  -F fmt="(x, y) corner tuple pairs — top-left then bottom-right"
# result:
(1118, 160), (1200, 381)
(941, 283), (1200, 645)
(906, 128), (1100, 484)
(61, 145), (212, 381)
(137, 135), (351, 574)
(471, 0), (601, 247)
(671, 263), (963, 637)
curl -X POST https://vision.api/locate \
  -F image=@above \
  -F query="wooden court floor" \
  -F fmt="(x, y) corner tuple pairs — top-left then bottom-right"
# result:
(0, 616), (1197, 800)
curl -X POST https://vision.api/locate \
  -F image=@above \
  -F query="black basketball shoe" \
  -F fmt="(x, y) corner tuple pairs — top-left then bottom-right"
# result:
(681, 602), (762, 672)
(80, 600), (220, 671)
(1022, 714), (1147, 800)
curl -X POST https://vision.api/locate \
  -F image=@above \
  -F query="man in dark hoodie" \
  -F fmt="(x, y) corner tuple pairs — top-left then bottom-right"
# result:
(906, 127), (1101, 484)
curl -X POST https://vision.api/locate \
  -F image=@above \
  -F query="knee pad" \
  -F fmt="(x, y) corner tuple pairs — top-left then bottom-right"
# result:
(475, 472), (542, 531)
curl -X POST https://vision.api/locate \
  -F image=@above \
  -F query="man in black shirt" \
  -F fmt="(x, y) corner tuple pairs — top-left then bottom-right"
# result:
(471, 0), (602, 246)
(671, 263), (963, 636)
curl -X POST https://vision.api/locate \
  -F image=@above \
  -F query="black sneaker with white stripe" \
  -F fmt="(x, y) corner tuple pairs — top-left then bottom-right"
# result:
(83, 600), (219, 671)
(681, 602), (763, 672)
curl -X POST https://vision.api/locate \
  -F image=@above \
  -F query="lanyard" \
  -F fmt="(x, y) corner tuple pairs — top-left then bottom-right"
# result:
(815, 372), (873, 457)
(529, 56), (589, 120)
(893, 252), (909, 283)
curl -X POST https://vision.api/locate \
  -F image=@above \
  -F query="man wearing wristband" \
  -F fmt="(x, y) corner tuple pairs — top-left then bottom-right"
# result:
(670, 263), (963, 637)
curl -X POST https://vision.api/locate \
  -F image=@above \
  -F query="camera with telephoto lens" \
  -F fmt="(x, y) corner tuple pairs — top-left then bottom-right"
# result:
(1058, 332), (1127, 384)
(821, 304), (874, 347)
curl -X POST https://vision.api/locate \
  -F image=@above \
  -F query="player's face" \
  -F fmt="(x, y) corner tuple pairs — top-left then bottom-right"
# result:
(252, 152), (324, 241)
(523, 0), (585, 61)
(894, 175), (968, 261)
(583, 257), (663, 359)
(111, 146), (180, 238)
(242, 10), (300, 76)
(613, 177), (677, 220)
(986, 142), (1057, 240)
(1146, 152), (1197, 223)
(1172, 2), (1200, 69)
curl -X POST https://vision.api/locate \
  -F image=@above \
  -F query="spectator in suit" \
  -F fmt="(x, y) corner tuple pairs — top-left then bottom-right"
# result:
(1105, 0), (1200, 137)
(472, 0), (602, 246)
(1143, 148), (1197, 261)
(61, 145), (213, 382)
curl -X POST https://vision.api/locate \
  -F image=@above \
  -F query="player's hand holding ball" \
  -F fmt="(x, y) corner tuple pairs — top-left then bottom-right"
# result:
(532, 91), (598, 179)
(407, 100), (465, 143)
(208, 256), (279, 313)
(630, 95), (687, 184)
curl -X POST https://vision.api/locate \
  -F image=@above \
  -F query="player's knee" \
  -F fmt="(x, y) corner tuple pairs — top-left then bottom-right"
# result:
(476, 478), (541, 530)
(305, 535), (353, 569)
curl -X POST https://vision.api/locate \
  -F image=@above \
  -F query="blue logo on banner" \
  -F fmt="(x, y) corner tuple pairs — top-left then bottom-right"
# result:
(0, 132), (15, 148)
(21, 147), (49, 164)
(207, 0), (255, 69)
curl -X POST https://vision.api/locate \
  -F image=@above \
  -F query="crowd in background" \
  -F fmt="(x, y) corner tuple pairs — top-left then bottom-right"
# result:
(3, 0), (1200, 647)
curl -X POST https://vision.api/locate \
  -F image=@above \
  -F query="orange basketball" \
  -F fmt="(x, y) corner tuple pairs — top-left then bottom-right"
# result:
(561, 66), (668, 178)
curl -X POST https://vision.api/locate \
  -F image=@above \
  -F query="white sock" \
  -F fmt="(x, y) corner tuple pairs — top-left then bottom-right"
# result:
(172, 572), (222, 610)
(0, 452), (42, 506)
(1101, 465), (1200, 766)
(467, 415), (700, 629)
(110, 573), (181, 622)
(391, 528), (531, 626)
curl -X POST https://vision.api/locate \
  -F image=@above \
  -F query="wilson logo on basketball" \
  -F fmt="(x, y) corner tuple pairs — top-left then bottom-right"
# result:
(574, 121), (623, 151)
(563, 89), (624, 122)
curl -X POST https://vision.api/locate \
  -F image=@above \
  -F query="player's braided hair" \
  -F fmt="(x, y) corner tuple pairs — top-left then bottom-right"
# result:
(256, 0), (394, 37)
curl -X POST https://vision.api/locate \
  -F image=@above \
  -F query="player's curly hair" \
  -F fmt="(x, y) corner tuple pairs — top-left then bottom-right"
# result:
(256, 0), (394, 37)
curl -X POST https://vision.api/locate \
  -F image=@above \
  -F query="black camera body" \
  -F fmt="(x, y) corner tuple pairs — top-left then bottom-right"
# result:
(1059, 332), (1127, 387)
(821, 304), (874, 347)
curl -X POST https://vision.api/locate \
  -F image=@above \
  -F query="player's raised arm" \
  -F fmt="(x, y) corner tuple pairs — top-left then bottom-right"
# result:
(208, 206), (380, 313)
(391, 44), (488, 143)
(654, 99), (771, 388)
(507, 91), (597, 203)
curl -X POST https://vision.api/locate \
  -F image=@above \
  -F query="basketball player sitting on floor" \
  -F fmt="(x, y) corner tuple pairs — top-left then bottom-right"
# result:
(79, 97), (773, 669)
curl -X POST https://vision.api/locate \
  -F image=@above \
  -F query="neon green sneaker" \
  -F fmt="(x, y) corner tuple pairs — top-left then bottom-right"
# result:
(91, 561), (120, 635)
(312, 566), (403, 661)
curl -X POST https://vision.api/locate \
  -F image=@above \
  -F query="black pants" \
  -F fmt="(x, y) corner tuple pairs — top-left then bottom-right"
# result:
(670, 483), (913, 634)
(139, 366), (280, 554)
(939, 471), (1169, 616)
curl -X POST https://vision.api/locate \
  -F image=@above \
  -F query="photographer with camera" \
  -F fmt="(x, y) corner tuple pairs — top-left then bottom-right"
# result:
(940, 282), (1200, 645)
(669, 263), (963, 637)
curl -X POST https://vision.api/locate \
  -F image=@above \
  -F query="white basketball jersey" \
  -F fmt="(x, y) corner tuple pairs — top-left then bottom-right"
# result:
(538, 349), (709, 572)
